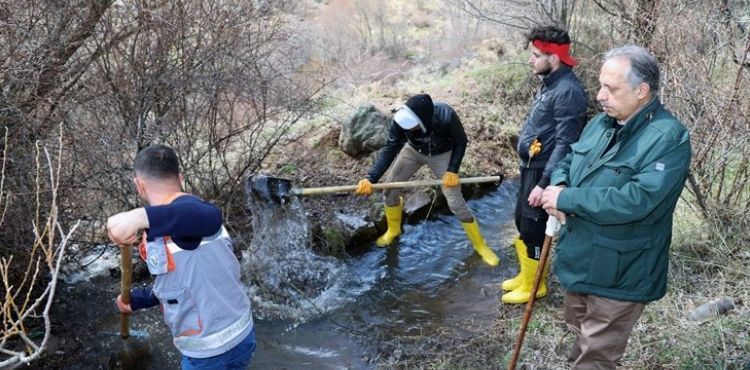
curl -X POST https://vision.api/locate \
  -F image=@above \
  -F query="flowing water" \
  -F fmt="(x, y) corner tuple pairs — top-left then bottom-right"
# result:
(52, 179), (519, 369)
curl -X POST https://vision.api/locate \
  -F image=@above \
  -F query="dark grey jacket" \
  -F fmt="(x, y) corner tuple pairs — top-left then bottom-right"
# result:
(368, 102), (467, 183)
(517, 67), (587, 187)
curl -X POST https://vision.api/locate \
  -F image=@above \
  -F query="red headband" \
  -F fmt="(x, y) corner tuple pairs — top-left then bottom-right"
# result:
(532, 39), (578, 67)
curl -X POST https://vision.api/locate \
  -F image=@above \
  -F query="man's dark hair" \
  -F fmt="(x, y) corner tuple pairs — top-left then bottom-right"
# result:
(524, 25), (571, 45)
(133, 144), (180, 180)
(604, 45), (660, 94)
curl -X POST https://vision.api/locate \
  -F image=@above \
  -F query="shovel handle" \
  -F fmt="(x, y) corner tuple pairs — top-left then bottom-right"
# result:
(120, 243), (133, 339)
(293, 175), (502, 196)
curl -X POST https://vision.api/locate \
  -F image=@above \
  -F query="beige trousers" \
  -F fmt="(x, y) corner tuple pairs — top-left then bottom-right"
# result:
(564, 291), (645, 370)
(383, 145), (473, 222)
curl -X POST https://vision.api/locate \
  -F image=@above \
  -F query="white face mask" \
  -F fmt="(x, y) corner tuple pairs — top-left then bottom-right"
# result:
(393, 105), (426, 132)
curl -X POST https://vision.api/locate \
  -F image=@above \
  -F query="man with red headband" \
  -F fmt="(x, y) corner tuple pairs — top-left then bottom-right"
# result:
(501, 26), (587, 304)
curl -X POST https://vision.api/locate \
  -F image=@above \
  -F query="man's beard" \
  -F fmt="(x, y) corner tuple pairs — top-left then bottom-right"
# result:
(535, 63), (553, 76)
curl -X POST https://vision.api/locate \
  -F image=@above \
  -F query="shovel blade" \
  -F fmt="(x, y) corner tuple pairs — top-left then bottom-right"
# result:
(245, 174), (293, 203)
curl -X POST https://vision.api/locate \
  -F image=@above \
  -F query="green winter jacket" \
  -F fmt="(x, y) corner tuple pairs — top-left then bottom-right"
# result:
(550, 97), (691, 303)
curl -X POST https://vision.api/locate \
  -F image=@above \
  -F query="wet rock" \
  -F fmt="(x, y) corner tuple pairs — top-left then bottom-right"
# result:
(311, 209), (380, 256)
(335, 209), (371, 230)
(338, 103), (390, 158)
(336, 209), (380, 248)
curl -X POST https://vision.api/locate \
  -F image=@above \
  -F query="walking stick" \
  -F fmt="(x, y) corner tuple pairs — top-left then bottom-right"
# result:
(508, 216), (561, 370)
(120, 243), (132, 339)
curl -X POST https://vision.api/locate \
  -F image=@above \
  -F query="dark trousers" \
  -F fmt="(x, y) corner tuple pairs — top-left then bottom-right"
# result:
(514, 167), (548, 260)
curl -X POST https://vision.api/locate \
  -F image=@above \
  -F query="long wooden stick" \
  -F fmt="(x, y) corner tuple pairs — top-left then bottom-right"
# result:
(120, 244), (132, 339)
(508, 217), (560, 370)
(292, 176), (502, 196)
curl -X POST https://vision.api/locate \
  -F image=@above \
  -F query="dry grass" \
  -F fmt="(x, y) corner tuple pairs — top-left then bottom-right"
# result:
(382, 198), (749, 370)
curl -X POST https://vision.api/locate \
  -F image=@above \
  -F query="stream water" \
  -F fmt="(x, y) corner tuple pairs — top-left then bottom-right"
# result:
(51, 178), (519, 369)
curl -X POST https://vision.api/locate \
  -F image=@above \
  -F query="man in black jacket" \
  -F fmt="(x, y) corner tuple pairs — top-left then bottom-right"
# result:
(501, 26), (587, 304)
(354, 94), (499, 266)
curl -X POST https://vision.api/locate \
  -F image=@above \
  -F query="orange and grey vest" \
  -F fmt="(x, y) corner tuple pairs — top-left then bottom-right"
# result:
(139, 226), (253, 358)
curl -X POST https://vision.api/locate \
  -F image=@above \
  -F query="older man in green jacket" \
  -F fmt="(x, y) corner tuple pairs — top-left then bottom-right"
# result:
(541, 45), (691, 369)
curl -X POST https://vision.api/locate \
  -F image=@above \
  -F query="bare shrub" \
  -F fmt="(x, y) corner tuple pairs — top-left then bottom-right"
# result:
(649, 2), (750, 253)
(0, 3), (325, 365)
(0, 127), (80, 368)
(443, 0), (580, 29)
(63, 1), (324, 230)
(0, 0), (115, 254)
(461, 0), (750, 246)
(0, 0), (325, 242)
(570, 2), (750, 236)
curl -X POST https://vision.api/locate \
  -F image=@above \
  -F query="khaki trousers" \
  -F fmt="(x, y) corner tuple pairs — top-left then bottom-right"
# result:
(383, 145), (473, 222)
(564, 291), (645, 370)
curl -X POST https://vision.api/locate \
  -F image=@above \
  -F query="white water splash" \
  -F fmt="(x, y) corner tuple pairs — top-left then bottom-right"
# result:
(242, 188), (377, 322)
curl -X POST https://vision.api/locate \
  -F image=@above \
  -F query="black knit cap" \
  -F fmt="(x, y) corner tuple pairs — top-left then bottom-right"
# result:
(405, 94), (434, 126)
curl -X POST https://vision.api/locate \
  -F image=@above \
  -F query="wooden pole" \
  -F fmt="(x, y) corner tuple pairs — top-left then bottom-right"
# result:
(508, 217), (560, 370)
(293, 176), (502, 196)
(119, 244), (132, 339)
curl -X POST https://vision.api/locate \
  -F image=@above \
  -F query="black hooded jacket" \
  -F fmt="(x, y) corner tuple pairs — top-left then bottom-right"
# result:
(367, 102), (468, 183)
(517, 66), (587, 188)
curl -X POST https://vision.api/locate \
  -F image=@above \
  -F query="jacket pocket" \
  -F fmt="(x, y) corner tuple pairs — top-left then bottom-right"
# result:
(156, 287), (202, 337)
(599, 162), (637, 188)
(586, 234), (651, 290)
(568, 141), (594, 180)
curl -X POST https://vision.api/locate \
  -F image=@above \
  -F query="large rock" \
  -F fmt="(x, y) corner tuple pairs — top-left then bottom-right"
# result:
(339, 103), (391, 158)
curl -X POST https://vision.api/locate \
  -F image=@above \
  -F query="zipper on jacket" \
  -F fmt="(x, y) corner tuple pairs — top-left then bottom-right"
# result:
(599, 128), (615, 159)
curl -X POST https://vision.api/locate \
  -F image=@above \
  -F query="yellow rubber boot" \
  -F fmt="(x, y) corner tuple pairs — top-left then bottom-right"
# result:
(501, 237), (526, 291)
(461, 220), (500, 267)
(501, 248), (549, 304)
(376, 203), (403, 247)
